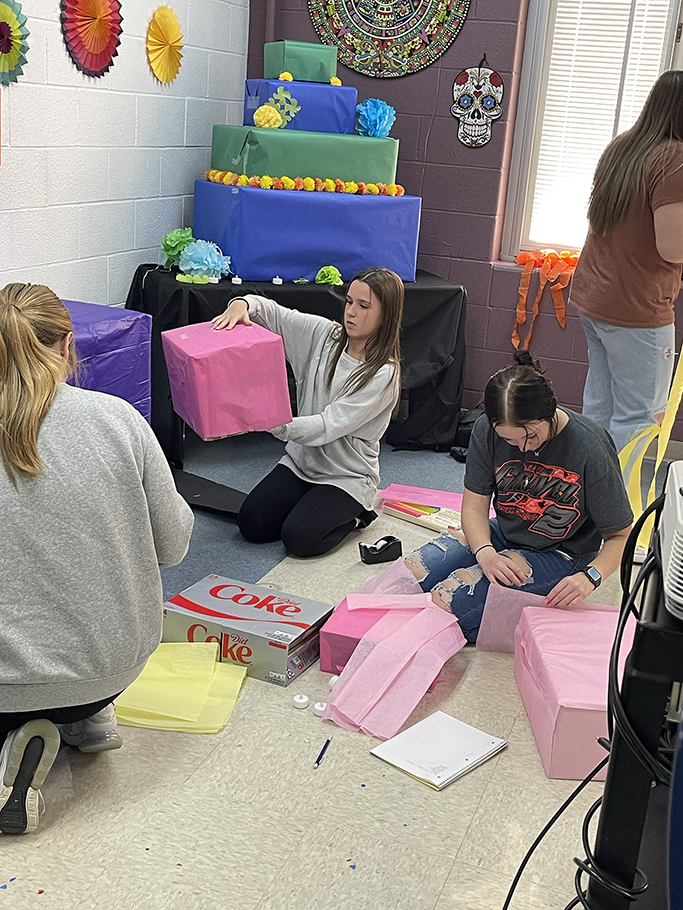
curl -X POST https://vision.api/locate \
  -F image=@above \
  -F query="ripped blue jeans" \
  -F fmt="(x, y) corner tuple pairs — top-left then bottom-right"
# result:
(405, 519), (599, 642)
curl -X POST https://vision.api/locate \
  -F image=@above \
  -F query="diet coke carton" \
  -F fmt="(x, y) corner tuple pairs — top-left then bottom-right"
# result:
(162, 575), (333, 686)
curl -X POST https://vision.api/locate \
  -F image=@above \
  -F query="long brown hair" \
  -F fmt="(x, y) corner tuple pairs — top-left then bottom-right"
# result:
(325, 267), (403, 397)
(0, 284), (76, 487)
(589, 70), (683, 236)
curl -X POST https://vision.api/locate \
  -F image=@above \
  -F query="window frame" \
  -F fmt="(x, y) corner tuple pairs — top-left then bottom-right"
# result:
(499, 0), (683, 261)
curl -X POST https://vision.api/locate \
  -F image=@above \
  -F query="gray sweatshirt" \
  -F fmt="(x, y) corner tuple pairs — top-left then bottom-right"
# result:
(244, 295), (398, 509)
(0, 383), (194, 712)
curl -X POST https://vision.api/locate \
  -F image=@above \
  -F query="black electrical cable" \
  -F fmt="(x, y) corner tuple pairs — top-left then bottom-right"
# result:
(500, 755), (609, 910)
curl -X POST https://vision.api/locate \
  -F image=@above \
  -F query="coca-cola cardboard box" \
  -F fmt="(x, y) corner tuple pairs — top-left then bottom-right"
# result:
(162, 575), (333, 686)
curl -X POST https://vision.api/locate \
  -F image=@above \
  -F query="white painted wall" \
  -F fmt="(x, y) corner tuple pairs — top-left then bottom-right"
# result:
(0, 0), (248, 305)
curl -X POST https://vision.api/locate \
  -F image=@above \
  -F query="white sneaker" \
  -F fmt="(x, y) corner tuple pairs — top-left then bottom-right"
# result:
(0, 719), (60, 835)
(59, 704), (123, 754)
(633, 544), (649, 564)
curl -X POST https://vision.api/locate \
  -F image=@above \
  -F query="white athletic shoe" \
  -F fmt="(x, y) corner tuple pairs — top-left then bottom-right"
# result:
(59, 704), (123, 754)
(0, 719), (61, 835)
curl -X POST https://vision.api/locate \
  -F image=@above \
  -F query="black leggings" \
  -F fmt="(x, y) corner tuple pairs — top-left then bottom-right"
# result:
(238, 464), (365, 557)
(0, 695), (118, 750)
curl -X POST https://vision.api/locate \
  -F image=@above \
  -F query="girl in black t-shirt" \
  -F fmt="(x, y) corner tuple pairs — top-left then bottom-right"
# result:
(404, 352), (633, 641)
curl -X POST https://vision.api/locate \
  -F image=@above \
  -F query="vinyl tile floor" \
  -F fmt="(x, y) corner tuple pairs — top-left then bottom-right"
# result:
(4, 424), (623, 910)
(2, 507), (617, 910)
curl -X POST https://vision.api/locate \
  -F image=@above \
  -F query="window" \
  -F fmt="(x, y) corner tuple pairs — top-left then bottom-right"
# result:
(501, 0), (682, 257)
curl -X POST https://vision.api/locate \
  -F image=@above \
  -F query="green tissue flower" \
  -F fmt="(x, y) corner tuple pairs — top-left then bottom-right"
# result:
(162, 227), (195, 266)
(268, 86), (301, 125)
(315, 266), (343, 285)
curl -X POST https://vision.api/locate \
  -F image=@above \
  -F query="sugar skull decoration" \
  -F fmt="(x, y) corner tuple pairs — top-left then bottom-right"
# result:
(451, 56), (504, 147)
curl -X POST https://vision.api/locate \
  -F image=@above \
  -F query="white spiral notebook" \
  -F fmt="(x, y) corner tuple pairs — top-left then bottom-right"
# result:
(370, 711), (507, 790)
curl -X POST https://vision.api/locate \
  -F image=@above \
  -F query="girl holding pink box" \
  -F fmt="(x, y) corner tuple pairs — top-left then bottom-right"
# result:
(212, 267), (403, 557)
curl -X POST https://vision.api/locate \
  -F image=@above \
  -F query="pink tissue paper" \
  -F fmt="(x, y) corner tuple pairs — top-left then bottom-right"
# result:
(161, 321), (292, 440)
(323, 599), (466, 740)
(476, 586), (617, 653)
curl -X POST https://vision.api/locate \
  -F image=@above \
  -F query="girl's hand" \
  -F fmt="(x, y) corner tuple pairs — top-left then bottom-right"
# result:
(211, 299), (252, 331)
(545, 572), (594, 608)
(476, 547), (528, 587)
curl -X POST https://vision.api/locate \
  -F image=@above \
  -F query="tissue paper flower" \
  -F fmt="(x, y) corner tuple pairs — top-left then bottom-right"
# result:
(330, 76), (342, 85)
(344, 181), (358, 194)
(282, 176), (295, 190)
(204, 171), (405, 196)
(366, 183), (379, 194)
(254, 103), (283, 129)
(179, 240), (230, 279)
(261, 175), (273, 189)
(161, 227), (195, 266)
(146, 5), (183, 84)
(60, 0), (123, 78)
(294, 177), (305, 190)
(315, 266), (343, 286)
(0, 0), (29, 86)
(356, 98), (396, 139)
(303, 177), (315, 191)
(279, 71), (293, 80)
(324, 178), (335, 192)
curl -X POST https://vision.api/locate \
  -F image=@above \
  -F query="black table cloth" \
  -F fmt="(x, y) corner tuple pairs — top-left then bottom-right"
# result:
(126, 265), (467, 465)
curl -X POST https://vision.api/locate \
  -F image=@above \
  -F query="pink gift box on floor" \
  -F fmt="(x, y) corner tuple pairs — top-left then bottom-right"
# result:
(514, 607), (635, 781)
(319, 593), (432, 674)
(161, 322), (292, 440)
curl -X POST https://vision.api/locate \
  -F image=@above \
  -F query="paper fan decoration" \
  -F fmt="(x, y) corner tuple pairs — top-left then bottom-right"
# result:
(60, 0), (122, 78)
(0, 0), (29, 86)
(147, 6), (183, 84)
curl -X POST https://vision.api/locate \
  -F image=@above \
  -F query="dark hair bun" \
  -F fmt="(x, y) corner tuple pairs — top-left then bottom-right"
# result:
(514, 349), (544, 373)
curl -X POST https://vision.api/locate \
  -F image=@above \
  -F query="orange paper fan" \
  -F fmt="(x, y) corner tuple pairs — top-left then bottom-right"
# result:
(60, 0), (122, 78)
(147, 5), (183, 84)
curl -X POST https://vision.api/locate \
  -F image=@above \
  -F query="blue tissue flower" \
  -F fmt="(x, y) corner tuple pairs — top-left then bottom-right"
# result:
(356, 98), (396, 139)
(179, 240), (231, 278)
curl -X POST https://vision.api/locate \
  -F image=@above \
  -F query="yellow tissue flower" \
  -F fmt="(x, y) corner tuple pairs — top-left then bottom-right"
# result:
(261, 175), (273, 189)
(387, 183), (398, 196)
(279, 71), (293, 81)
(254, 104), (283, 129)
(324, 178), (336, 192)
(222, 171), (234, 184)
(330, 76), (342, 85)
(237, 174), (249, 186)
(282, 176), (296, 190)
(344, 181), (358, 194)
(303, 177), (316, 191)
(366, 183), (379, 195)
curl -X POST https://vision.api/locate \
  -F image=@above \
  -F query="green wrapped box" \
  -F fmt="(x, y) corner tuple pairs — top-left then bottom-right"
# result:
(211, 125), (399, 185)
(264, 40), (337, 83)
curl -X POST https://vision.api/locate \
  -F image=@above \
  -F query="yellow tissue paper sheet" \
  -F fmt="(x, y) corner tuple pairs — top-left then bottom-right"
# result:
(147, 5), (184, 84)
(116, 661), (246, 734)
(115, 642), (219, 723)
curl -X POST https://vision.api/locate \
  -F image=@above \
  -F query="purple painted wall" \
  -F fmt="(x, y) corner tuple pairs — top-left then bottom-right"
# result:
(247, 0), (683, 439)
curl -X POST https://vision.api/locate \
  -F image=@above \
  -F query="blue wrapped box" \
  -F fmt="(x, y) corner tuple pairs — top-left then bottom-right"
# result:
(64, 299), (152, 421)
(193, 181), (421, 283)
(243, 79), (358, 134)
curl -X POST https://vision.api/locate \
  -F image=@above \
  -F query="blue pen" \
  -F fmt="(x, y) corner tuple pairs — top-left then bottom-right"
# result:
(314, 735), (332, 768)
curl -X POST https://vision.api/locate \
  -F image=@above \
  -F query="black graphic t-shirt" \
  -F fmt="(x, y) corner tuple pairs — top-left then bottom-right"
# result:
(464, 410), (633, 555)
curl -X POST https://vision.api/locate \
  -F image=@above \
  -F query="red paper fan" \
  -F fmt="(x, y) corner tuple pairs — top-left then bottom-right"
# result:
(60, 0), (122, 78)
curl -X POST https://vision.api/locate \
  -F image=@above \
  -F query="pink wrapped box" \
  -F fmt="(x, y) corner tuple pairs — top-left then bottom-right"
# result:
(514, 607), (635, 781)
(320, 594), (430, 674)
(161, 321), (292, 440)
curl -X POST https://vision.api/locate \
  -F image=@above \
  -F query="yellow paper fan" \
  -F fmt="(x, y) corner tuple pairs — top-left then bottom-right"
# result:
(147, 5), (183, 84)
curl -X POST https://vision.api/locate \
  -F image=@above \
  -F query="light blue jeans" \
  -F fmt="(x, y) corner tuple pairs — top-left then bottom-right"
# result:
(579, 313), (675, 453)
(406, 520), (598, 642)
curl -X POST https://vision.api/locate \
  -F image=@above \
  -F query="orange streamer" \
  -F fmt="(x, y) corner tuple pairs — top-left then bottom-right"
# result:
(511, 249), (579, 350)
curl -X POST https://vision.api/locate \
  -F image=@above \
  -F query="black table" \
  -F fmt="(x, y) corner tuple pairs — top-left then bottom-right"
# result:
(126, 265), (467, 466)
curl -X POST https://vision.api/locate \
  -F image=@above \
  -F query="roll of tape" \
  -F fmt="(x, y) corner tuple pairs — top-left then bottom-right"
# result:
(292, 694), (309, 709)
(312, 702), (327, 716)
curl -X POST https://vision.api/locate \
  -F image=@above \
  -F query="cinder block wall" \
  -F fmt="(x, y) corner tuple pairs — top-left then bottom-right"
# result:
(0, 0), (248, 306)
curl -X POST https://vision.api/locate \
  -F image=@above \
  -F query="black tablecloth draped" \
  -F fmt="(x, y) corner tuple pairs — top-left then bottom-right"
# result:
(126, 265), (467, 464)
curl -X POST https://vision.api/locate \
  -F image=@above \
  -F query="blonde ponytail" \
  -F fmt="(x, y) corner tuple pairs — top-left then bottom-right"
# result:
(0, 284), (76, 487)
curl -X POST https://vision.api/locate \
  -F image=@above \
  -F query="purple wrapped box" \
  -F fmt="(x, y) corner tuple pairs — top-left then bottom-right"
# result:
(193, 181), (421, 283)
(64, 299), (152, 421)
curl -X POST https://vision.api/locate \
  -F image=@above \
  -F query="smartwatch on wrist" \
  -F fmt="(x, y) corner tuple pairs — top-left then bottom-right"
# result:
(582, 565), (602, 588)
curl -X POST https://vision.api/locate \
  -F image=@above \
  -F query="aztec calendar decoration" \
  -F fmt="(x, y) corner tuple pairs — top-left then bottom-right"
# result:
(308, 0), (471, 78)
